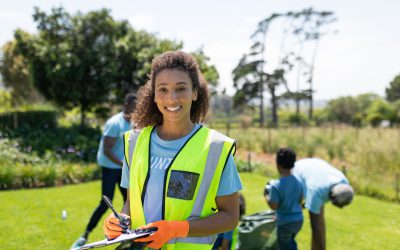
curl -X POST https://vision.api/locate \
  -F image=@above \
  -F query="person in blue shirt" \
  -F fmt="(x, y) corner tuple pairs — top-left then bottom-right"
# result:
(292, 158), (354, 250)
(70, 93), (137, 249)
(265, 148), (303, 250)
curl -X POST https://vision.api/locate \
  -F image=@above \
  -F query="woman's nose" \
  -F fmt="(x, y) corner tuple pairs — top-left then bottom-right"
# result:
(168, 91), (178, 100)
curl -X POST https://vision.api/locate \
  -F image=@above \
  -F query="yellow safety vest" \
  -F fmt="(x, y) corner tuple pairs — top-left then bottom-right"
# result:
(123, 125), (236, 250)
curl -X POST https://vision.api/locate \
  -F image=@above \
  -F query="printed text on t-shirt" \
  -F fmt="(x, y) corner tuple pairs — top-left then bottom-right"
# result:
(150, 156), (173, 170)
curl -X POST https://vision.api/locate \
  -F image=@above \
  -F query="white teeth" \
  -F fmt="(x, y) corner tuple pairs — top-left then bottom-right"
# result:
(166, 106), (181, 111)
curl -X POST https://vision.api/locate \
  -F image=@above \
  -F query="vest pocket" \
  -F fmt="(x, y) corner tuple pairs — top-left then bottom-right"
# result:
(167, 170), (199, 200)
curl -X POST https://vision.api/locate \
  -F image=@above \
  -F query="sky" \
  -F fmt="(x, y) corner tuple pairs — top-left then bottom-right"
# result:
(0, 0), (399, 100)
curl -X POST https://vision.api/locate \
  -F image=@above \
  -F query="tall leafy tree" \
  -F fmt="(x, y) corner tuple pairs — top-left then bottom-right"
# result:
(389, 99), (400, 125)
(386, 74), (400, 102)
(285, 8), (336, 118)
(191, 48), (219, 88)
(233, 13), (282, 127)
(15, 7), (123, 125)
(112, 28), (182, 104)
(0, 38), (43, 105)
(326, 96), (359, 124)
(353, 93), (380, 126)
(366, 99), (394, 127)
(232, 8), (335, 127)
(15, 7), (219, 125)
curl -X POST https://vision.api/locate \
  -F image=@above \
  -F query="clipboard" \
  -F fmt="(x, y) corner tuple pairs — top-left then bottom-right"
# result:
(77, 227), (157, 250)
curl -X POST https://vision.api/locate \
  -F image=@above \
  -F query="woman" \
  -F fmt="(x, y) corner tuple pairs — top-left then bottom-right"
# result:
(104, 51), (242, 250)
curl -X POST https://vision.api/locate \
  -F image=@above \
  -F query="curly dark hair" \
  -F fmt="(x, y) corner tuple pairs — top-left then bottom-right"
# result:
(132, 51), (209, 128)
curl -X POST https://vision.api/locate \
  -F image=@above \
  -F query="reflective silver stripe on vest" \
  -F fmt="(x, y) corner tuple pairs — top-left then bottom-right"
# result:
(170, 129), (229, 245)
(128, 130), (139, 168)
(171, 235), (216, 244)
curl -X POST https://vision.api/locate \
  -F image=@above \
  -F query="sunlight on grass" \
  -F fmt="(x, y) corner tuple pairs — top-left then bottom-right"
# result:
(0, 173), (399, 249)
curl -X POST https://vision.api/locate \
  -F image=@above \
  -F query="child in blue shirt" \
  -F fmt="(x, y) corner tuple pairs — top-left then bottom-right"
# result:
(265, 148), (303, 250)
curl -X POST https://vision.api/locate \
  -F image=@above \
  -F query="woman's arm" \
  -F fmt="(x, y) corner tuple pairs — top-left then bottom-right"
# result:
(103, 136), (123, 166)
(121, 189), (130, 216)
(187, 192), (239, 236)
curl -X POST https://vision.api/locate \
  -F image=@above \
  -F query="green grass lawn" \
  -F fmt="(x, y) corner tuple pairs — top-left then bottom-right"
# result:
(0, 172), (399, 249)
(240, 173), (400, 250)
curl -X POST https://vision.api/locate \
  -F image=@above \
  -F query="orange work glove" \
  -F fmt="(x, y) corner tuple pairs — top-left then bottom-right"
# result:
(103, 213), (131, 240)
(135, 220), (189, 249)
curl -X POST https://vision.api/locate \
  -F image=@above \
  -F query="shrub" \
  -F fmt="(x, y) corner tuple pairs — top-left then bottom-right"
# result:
(0, 138), (100, 190)
(3, 124), (100, 162)
(0, 165), (16, 189)
(38, 166), (57, 186)
(0, 162), (99, 190)
(0, 110), (57, 134)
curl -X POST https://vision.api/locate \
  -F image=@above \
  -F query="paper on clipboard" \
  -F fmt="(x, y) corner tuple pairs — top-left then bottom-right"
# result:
(77, 228), (156, 250)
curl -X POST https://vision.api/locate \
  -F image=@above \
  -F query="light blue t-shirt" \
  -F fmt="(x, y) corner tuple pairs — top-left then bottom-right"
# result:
(97, 112), (131, 169)
(292, 158), (349, 214)
(121, 124), (242, 224)
(269, 175), (303, 226)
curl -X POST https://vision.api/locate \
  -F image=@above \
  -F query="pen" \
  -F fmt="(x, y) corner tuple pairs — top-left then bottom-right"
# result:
(102, 195), (131, 232)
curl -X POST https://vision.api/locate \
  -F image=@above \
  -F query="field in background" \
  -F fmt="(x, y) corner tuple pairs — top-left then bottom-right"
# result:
(225, 127), (400, 202)
(1, 173), (399, 249)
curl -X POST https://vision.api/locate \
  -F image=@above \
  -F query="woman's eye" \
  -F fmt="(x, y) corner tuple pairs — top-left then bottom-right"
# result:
(177, 87), (186, 92)
(159, 88), (167, 93)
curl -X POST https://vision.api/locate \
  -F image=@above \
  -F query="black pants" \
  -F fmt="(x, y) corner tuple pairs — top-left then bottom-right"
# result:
(85, 167), (127, 233)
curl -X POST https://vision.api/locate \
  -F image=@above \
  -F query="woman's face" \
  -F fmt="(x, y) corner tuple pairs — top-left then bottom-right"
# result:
(154, 69), (198, 125)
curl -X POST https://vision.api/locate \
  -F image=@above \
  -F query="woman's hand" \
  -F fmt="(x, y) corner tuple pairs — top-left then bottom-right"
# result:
(135, 220), (189, 248)
(103, 213), (131, 240)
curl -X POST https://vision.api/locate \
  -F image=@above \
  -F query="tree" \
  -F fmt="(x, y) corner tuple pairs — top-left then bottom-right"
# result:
(15, 7), (125, 125)
(0, 90), (12, 110)
(232, 13), (282, 127)
(15, 7), (219, 125)
(112, 28), (182, 104)
(266, 69), (286, 126)
(232, 8), (336, 127)
(366, 99), (394, 127)
(355, 93), (380, 111)
(191, 48), (219, 89)
(285, 8), (336, 119)
(0, 38), (43, 105)
(326, 96), (359, 124)
(389, 99), (400, 125)
(386, 74), (400, 102)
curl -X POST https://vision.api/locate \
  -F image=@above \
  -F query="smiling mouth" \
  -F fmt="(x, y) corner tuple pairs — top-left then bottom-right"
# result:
(166, 106), (182, 112)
